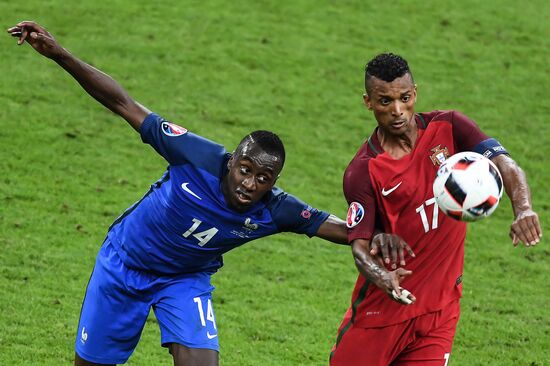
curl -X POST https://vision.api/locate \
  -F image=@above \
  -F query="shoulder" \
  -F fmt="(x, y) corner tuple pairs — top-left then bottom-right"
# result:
(262, 186), (289, 208)
(343, 157), (377, 205)
(420, 110), (493, 152)
(419, 110), (478, 127)
(419, 110), (464, 125)
(262, 186), (315, 218)
(141, 112), (229, 173)
(345, 155), (371, 183)
(263, 186), (329, 235)
(345, 140), (376, 183)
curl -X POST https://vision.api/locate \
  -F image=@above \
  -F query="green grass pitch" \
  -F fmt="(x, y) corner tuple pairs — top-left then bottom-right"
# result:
(1, 1), (548, 365)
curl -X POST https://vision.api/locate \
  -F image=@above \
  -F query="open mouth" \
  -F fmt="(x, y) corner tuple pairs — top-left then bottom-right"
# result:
(391, 120), (406, 129)
(235, 189), (252, 204)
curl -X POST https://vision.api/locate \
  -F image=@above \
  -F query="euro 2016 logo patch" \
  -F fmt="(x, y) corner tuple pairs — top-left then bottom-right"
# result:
(346, 202), (364, 228)
(161, 121), (188, 136)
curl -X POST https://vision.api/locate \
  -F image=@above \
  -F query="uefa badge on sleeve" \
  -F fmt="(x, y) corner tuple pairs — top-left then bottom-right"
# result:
(346, 202), (365, 228)
(161, 121), (188, 136)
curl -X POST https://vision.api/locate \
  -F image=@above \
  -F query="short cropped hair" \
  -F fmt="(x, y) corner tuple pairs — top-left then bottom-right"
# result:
(365, 53), (413, 94)
(236, 130), (286, 166)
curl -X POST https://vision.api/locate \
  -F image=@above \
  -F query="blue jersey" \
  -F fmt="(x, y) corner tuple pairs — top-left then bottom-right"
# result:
(106, 113), (329, 275)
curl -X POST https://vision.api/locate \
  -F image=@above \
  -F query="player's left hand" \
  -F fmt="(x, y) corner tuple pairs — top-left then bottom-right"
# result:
(7, 21), (62, 59)
(370, 233), (416, 269)
(510, 209), (542, 247)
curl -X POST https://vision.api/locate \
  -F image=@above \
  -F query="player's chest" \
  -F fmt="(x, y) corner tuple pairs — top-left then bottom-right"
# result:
(370, 127), (461, 239)
(370, 126), (456, 206)
(161, 167), (276, 245)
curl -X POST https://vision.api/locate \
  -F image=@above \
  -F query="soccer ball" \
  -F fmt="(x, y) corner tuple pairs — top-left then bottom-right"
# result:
(433, 151), (503, 222)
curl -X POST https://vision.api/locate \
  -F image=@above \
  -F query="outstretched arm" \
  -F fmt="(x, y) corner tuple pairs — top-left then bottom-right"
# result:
(491, 154), (542, 246)
(352, 238), (415, 304)
(315, 216), (415, 303)
(315, 216), (416, 267)
(315, 215), (348, 244)
(7, 21), (149, 131)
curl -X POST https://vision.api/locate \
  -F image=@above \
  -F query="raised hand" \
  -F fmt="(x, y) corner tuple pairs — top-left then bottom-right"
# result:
(7, 21), (62, 59)
(370, 233), (416, 269)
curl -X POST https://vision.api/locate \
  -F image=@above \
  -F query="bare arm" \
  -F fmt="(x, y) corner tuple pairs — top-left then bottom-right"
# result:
(315, 215), (417, 270)
(491, 154), (542, 246)
(8, 21), (149, 131)
(352, 238), (415, 304)
(315, 214), (348, 244)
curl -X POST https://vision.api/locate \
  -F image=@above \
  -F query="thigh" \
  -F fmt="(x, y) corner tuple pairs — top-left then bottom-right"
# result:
(168, 343), (219, 366)
(75, 241), (152, 364)
(392, 301), (460, 366)
(153, 272), (219, 352)
(330, 321), (414, 366)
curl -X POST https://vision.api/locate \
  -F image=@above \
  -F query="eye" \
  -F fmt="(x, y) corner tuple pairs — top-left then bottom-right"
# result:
(379, 98), (390, 106)
(402, 95), (411, 102)
(256, 175), (270, 184)
(239, 166), (250, 175)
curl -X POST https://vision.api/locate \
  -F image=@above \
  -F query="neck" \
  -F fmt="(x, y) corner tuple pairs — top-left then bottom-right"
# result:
(377, 122), (418, 159)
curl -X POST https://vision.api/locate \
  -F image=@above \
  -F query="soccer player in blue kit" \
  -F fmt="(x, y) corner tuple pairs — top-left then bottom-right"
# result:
(7, 21), (403, 366)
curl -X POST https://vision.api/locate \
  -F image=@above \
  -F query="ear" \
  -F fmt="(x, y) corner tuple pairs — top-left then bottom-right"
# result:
(413, 84), (418, 103)
(227, 153), (235, 169)
(363, 93), (373, 110)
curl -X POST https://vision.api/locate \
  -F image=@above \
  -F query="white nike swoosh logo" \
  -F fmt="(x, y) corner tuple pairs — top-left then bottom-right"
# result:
(181, 182), (202, 200)
(381, 181), (402, 196)
(207, 332), (218, 339)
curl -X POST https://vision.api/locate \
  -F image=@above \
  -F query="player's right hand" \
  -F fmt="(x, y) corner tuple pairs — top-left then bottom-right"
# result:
(7, 21), (62, 59)
(370, 233), (416, 269)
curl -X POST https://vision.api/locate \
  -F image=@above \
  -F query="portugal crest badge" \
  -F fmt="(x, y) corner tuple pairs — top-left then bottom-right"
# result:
(429, 145), (450, 166)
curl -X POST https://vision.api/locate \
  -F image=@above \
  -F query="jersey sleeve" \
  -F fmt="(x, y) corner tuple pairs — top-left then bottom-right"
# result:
(451, 111), (509, 158)
(343, 158), (376, 243)
(268, 188), (330, 237)
(140, 113), (229, 171)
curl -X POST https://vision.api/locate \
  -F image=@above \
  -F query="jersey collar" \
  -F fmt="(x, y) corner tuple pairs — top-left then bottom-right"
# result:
(369, 113), (425, 157)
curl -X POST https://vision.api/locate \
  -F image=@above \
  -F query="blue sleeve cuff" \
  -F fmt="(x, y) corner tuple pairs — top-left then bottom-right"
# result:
(140, 112), (161, 143)
(304, 210), (331, 238)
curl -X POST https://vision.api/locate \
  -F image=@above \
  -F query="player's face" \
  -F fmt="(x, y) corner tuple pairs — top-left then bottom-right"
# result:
(223, 142), (282, 212)
(364, 74), (417, 136)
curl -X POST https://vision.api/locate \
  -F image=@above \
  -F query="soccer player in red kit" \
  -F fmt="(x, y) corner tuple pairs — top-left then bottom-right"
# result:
(330, 53), (542, 366)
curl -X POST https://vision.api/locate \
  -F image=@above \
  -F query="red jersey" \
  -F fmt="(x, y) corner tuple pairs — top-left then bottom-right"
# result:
(343, 110), (507, 328)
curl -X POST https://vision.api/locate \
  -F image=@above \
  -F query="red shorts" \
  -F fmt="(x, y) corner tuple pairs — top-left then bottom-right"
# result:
(330, 299), (460, 366)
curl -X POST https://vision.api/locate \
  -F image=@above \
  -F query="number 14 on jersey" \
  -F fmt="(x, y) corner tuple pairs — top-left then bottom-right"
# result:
(182, 218), (219, 246)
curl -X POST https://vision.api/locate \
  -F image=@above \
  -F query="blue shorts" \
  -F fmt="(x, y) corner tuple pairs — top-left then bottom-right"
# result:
(75, 239), (219, 364)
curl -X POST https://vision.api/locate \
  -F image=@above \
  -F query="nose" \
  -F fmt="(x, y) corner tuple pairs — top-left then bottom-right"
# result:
(391, 101), (404, 116)
(242, 176), (256, 191)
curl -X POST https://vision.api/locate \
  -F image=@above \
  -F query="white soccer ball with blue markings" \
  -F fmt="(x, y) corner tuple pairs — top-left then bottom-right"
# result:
(433, 151), (503, 222)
